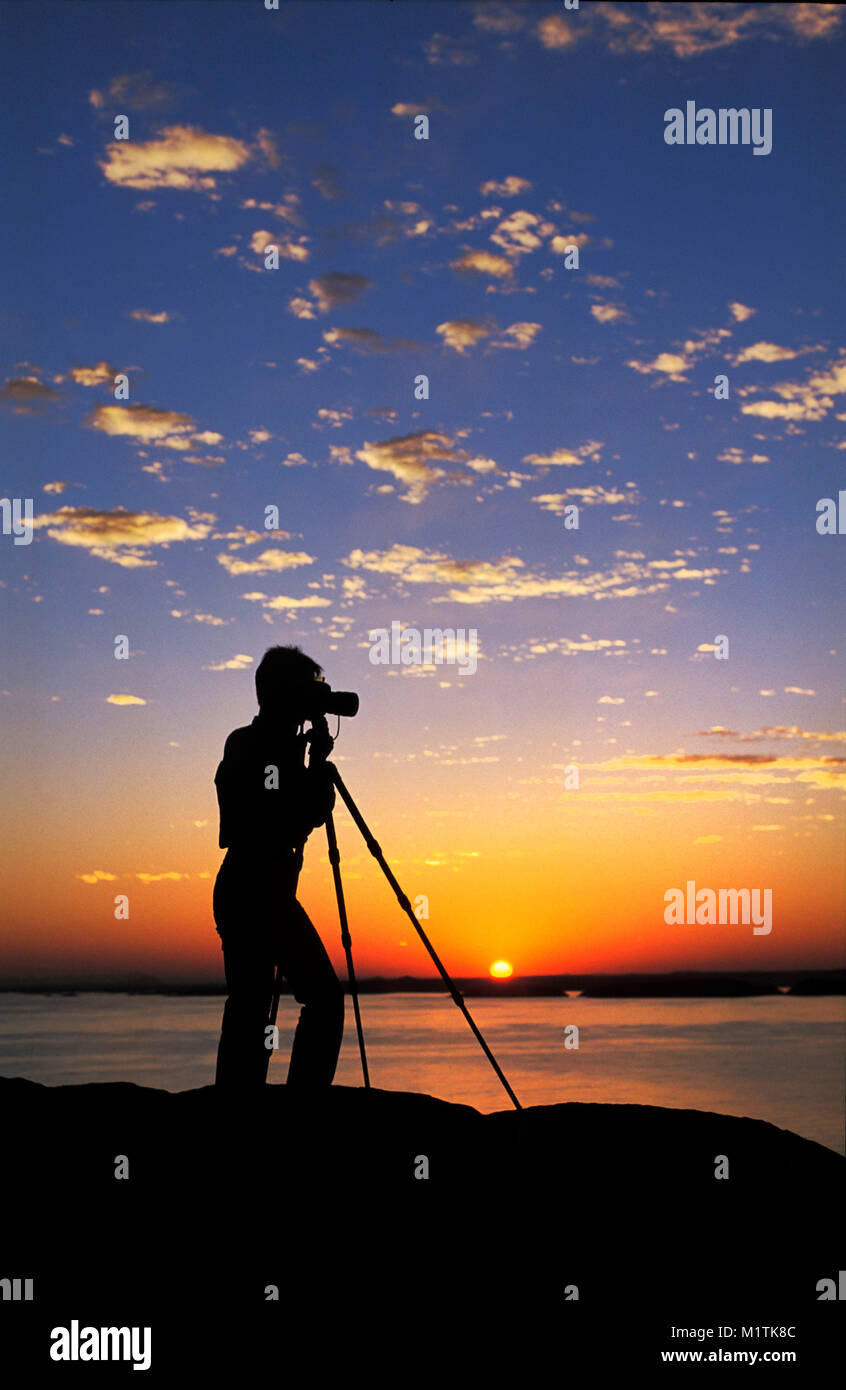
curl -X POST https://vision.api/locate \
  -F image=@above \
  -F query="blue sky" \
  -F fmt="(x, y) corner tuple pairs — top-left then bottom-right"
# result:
(1, 1), (844, 980)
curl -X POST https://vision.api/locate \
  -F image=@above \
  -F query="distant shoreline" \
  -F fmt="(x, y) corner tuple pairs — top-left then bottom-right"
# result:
(1, 969), (843, 998)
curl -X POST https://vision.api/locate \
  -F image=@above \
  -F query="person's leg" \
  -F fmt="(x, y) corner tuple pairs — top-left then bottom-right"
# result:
(213, 862), (277, 1088)
(277, 900), (345, 1088)
(215, 938), (276, 1088)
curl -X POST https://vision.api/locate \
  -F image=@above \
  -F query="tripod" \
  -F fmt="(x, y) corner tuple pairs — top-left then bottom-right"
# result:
(269, 761), (522, 1110)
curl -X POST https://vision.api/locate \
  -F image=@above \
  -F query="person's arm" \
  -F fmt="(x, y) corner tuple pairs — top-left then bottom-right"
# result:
(215, 725), (334, 850)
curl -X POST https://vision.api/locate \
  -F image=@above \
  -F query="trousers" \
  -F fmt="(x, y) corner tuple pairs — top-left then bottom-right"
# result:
(213, 850), (344, 1088)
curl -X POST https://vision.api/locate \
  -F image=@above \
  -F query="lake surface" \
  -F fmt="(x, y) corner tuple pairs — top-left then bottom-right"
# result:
(0, 992), (843, 1154)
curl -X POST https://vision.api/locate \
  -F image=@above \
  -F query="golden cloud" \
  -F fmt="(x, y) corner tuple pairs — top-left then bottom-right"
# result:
(34, 505), (214, 567)
(69, 362), (119, 386)
(450, 249), (514, 280)
(100, 124), (251, 191)
(343, 544), (720, 605)
(217, 549), (314, 576)
(436, 319), (494, 353)
(479, 175), (532, 197)
(523, 440), (603, 466)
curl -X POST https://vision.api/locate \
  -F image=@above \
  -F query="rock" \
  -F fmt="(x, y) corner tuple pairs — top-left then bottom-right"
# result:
(0, 1077), (842, 1374)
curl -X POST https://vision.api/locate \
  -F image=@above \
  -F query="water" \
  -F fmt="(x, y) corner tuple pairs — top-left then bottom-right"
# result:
(0, 992), (843, 1154)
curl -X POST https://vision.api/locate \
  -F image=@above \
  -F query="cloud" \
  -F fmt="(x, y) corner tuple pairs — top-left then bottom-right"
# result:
(33, 505), (214, 567)
(472, 5), (527, 35)
(354, 430), (471, 503)
(740, 350), (846, 423)
(217, 549), (314, 577)
(436, 319), (495, 353)
(248, 228), (309, 262)
(43, 481), (69, 494)
(344, 543), (722, 605)
(308, 272), (373, 313)
(203, 654), (254, 671)
(106, 693), (146, 705)
(128, 309), (173, 323)
(86, 403), (222, 453)
(492, 322), (543, 349)
(489, 209), (555, 256)
(590, 303), (629, 324)
(729, 302), (757, 322)
(315, 407), (353, 429)
(731, 342), (803, 365)
(241, 592), (331, 611)
(450, 249), (514, 280)
(424, 32), (478, 66)
(523, 440), (603, 466)
(578, 751), (845, 798)
(532, 485), (637, 513)
(99, 125), (251, 191)
(717, 448), (770, 464)
(536, 14), (580, 49)
(312, 164), (345, 200)
(76, 868), (119, 883)
(0, 376), (60, 412)
(701, 724), (846, 743)
(89, 72), (177, 111)
(479, 176), (533, 197)
(626, 352), (691, 383)
(323, 326), (420, 355)
(87, 402), (195, 443)
(550, 233), (591, 255)
(69, 362), (118, 386)
(596, 2), (842, 59)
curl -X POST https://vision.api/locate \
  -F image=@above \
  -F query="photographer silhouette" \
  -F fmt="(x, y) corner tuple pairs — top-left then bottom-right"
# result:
(213, 645), (344, 1088)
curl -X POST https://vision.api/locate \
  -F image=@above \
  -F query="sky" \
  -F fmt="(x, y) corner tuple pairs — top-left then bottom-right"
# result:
(0, 0), (844, 985)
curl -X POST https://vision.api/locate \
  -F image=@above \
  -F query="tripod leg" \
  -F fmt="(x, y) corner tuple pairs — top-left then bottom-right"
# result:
(325, 810), (370, 1088)
(327, 764), (522, 1110)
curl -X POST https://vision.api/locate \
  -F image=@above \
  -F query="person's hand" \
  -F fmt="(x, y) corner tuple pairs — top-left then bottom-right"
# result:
(307, 717), (334, 765)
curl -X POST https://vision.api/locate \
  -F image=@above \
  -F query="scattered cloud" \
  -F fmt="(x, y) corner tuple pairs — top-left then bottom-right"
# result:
(523, 440), (603, 467)
(450, 249), (514, 280)
(217, 549), (314, 577)
(308, 272), (373, 313)
(203, 654), (254, 671)
(33, 505), (214, 568)
(99, 125), (251, 192)
(479, 176), (533, 198)
(0, 376), (60, 412)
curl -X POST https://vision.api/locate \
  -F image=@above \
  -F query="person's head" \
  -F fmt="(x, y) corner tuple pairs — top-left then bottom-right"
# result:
(255, 645), (322, 721)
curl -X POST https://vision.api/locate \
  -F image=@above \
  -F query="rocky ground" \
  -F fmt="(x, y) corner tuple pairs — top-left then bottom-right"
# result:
(1, 1077), (842, 1377)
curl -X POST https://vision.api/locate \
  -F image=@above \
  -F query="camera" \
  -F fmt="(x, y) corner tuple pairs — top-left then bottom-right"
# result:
(306, 679), (359, 720)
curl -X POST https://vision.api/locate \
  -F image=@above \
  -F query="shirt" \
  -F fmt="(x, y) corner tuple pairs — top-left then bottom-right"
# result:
(214, 715), (335, 857)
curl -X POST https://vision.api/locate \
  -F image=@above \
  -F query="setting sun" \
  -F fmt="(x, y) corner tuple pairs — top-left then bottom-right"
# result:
(490, 961), (513, 979)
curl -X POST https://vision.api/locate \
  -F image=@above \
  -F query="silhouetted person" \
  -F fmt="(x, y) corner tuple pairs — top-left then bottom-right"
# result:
(213, 645), (344, 1089)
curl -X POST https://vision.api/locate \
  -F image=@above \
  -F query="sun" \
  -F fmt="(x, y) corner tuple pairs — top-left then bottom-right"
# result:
(489, 960), (513, 979)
